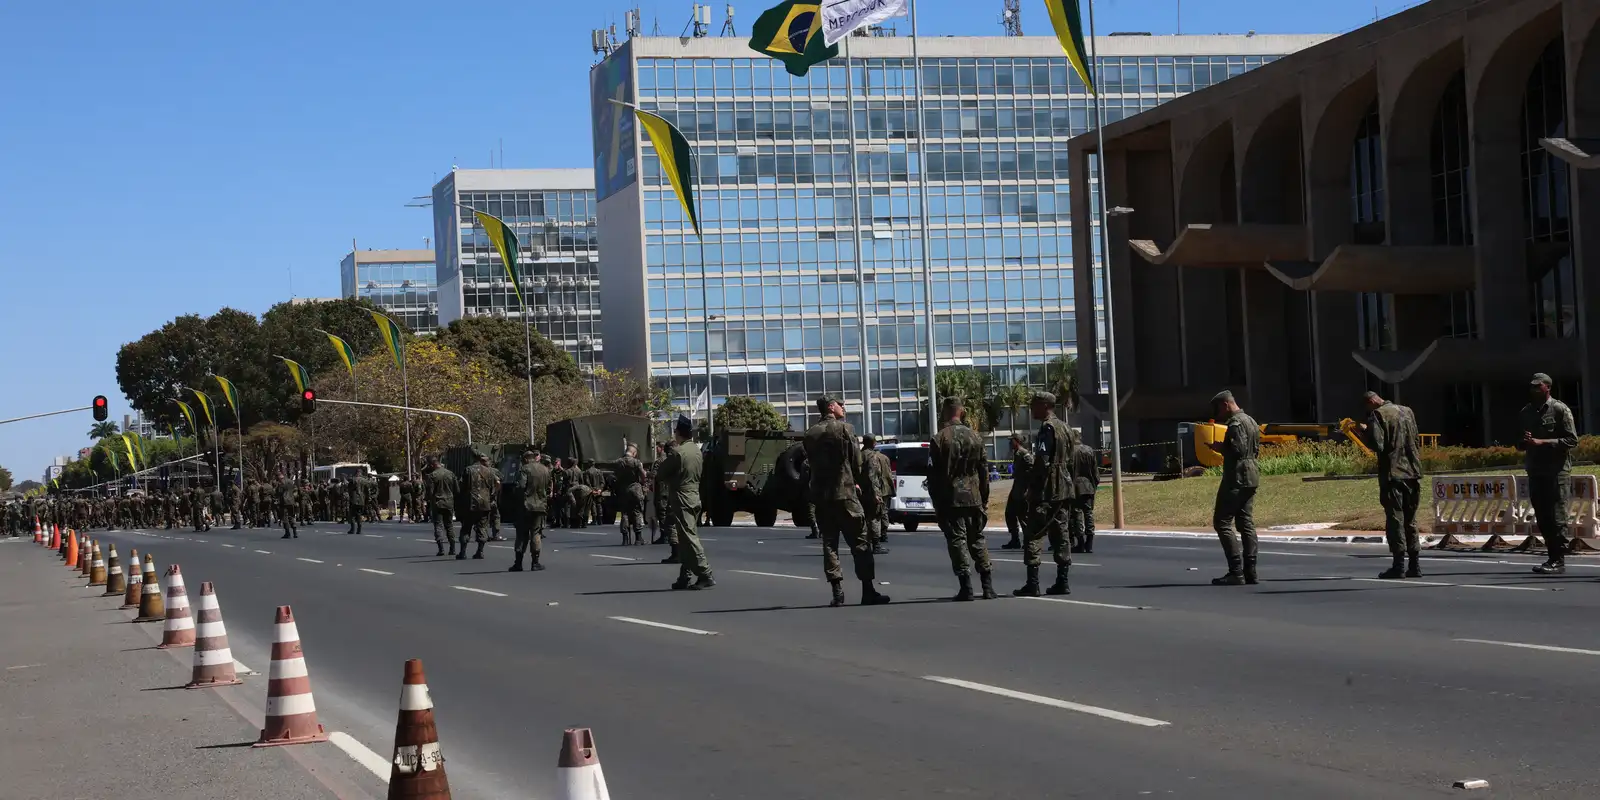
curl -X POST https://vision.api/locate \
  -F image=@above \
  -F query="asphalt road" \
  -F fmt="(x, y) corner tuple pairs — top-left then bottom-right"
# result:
(75, 519), (1600, 799)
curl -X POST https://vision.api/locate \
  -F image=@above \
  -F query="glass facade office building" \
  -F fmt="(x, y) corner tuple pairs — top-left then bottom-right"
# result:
(340, 249), (440, 334)
(593, 35), (1321, 442)
(432, 168), (603, 373)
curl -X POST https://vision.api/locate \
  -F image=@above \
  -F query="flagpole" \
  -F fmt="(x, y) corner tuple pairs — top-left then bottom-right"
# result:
(1085, 0), (1126, 528)
(524, 303), (537, 444)
(909, 0), (938, 436)
(845, 34), (873, 434)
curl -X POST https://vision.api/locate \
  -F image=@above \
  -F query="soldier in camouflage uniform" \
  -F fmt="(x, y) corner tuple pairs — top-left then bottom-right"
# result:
(859, 435), (894, 556)
(929, 397), (996, 601)
(1069, 440), (1100, 553)
(1014, 391), (1076, 597)
(346, 476), (367, 535)
(275, 472), (300, 539)
(1360, 391), (1423, 579)
(803, 396), (888, 607)
(511, 448), (551, 572)
(190, 484), (209, 532)
(424, 456), (460, 556)
(487, 462), (506, 541)
(1208, 390), (1261, 586)
(614, 445), (648, 546)
(565, 459), (589, 529)
(1520, 372), (1579, 575)
(1001, 434), (1035, 550)
(461, 452), (496, 560)
(661, 416), (714, 590)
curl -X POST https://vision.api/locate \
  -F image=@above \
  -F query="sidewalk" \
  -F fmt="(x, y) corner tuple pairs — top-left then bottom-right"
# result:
(0, 538), (344, 800)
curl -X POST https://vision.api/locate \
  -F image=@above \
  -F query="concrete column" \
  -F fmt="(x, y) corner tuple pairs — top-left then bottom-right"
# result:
(1565, 2), (1599, 431)
(1239, 270), (1291, 421)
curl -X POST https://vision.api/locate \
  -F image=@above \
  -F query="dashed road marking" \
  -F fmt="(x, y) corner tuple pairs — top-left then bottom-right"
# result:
(297, 558), (324, 564)
(453, 585), (507, 597)
(589, 554), (636, 561)
(1454, 638), (1600, 657)
(1346, 577), (1546, 592)
(730, 569), (818, 581)
(992, 558), (1100, 566)
(253, 549), (272, 554)
(219, 544), (235, 548)
(923, 676), (1170, 727)
(609, 616), (719, 636)
(359, 568), (394, 576)
(328, 732), (391, 784)
(1020, 596), (1148, 611)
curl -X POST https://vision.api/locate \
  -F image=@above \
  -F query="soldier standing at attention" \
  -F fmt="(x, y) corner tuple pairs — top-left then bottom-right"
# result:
(190, 483), (209, 532)
(614, 445), (648, 546)
(859, 435), (894, 556)
(424, 456), (460, 557)
(275, 472), (300, 539)
(804, 396), (889, 607)
(1520, 373), (1579, 574)
(583, 460), (607, 527)
(1208, 390), (1261, 586)
(566, 459), (590, 528)
(208, 482), (224, 529)
(345, 476), (367, 535)
(661, 416), (714, 589)
(655, 443), (680, 561)
(462, 451), (496, 561)
(257, 480), (274, 528)
(511, 449), (551, 572)
(1001, 434), (1033, 550)
(487, 461), (506, 541)
(1069, 440), (1100, 553)
(163, 489), (177, 530)
(1360, 391), (1423, 579)
(228, 482), (243, 529)
(398, 478), (414, 523)
(1014, 391), (1077, 597)
(929, 396), (996, 601)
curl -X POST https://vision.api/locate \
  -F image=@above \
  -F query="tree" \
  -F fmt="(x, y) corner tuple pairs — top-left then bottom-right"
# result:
(714, 396), (789, 432)
(991, 381), (1034, 433)
(432, 317), (582, 386)
(259, 297), (404, 420)
(1046, 354), (1079, 415)
(240, 422), (306, 481)
(88, 421), (120, 439)
(0, 465), (12, 492)
(590, 367), (673, 417)
(921, 369), (995, 432)
(15, 479), (42, 495)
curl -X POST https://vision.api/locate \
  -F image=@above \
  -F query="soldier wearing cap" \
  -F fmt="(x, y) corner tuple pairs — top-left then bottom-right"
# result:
(1520, 372), (1578, 574)
(660, 415), (715, 589)
(1013, 391), (1077, 597)
(346, 474), (368, 535)
(511, 447), (551, 572)
(930, 395), (996, 600)
(614, 444), (649, 546)
(1069, 437), (1100, 553)
(1208, 390), (1261, 585)
(859, 434), (894, 555)
(424, 455), (460, 556)
(461, 450), (496, 561)
(1360, 390), (1423, 579)
(274, 472), (300, 540)
(804, 395), (890, 607)
(1001, 433), (1032, 550)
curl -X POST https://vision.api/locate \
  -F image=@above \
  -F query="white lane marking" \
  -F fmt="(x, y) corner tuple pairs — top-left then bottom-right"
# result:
(219, 544), (235, 548)
(730, 569), (818, 581)
(233, 659), (256, 675)
(1130, 544), (1204, 551)
(1454, 638), (1600, 657)
(1020, 596), (1147, 611)
(1347, 577), (1546, 592)
(253, 549), (272, 554)
(609, 616), (719, 636)
(297, 558), (324, 564)
(414, 538), (434, 543)
(368, 535), (385, 539)
(992, 558), (1100, 566)
(359, 568), (394, 576)
(5, 663), (44, 671)
(571, 531), (609, 536)
(589, 554), (636, 561)
(328, 731), (391, 784)
(452, 585), (507, 597)
(923, 676), (1170, 727)
(1259, 550), (1335, 557)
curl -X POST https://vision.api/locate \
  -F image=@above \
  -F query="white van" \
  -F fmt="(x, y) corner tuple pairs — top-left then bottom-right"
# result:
(876, 442), (938, 532)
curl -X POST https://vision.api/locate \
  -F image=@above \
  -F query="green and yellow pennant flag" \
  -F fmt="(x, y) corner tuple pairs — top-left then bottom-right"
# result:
(108, 449), (120, 472)
(474, 211), (526, 310)
(320, 330), (358, 376)
(120, 434), (140, 471)
(371, 311), (406, 370)
(187, 387), (214, 428)
(175, 400), (197, 435)
(1045, 0), (1096, 94)
(749, 1), (837, 77)
(277, 356), (312, 394)
(214, 375), (241, 417)
(632, 107), (702, 238)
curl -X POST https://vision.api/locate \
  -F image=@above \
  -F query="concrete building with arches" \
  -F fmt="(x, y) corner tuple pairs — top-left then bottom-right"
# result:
(1069, 0), (1600, 448)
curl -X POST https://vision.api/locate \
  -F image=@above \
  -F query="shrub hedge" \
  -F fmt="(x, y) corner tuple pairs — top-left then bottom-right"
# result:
(1202, 436), (1600, 477)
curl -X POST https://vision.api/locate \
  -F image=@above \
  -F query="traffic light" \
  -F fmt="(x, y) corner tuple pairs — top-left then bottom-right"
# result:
(301, 388), (316, 414)
(92, 395), (108, 422)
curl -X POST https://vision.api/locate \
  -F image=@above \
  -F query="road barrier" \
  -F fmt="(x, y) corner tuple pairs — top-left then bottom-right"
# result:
(256, 605), (327, 747)
(158, 565), (195, 649)
(1430, 474), (1599, 553)
(387, 658), (450, 799)
(186, 582), (242, 689)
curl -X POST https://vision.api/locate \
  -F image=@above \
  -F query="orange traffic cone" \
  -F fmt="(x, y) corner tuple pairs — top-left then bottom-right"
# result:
(132, 554), (165, 623)
(186, 582), (242, 688)
(49, 526), (60, 550)
(255, 605), (327, 747)
(32, 524), (41, 545)
(103, 545), (126, 596)
(121, 549), (143, 608)
(63, 531), (77, 567)
(386, 659), (450, 798)
(87, 542), (107, 587)
(157, 565), (195, 648)
(557, 728), (611, 800)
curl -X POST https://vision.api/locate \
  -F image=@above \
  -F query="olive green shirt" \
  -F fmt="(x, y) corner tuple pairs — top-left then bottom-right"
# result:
(465, 463), (497, 512)
(1070, 443), (1100, 496)
(860, 449), (895, 500)
(424, 466), (459, 509)
(930, 421), (989, 510)
(1219, 411), (1261, 489)
(1029, 415), (1075, 504)
(1366, 401), (1421, 482)
(1519, 397), (1578, 477)
(802, 417), (863, 503)
(657, 439), (702, 511)
(519, 460), (551, 513)
(1009, 449), (1034, 500)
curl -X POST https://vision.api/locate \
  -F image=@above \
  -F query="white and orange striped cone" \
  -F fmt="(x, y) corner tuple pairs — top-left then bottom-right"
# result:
(32, 523), (42, 545)
(186, 582), (243, 689)
(157, 565), (195, 648)
(87, 542), (107, 587)
(133, 553), (164, 622)
(33, 518), (42, 542)
(52, 523), (60, 547)
(78, 538), (93, 576)
(255, 605), (327, 747)
(49, 525), (60, 550)
(103, 545), (126, 596)
(121, 549), (143, 608)
(386, 659), (450, 798)
(557, 728), (611, 800)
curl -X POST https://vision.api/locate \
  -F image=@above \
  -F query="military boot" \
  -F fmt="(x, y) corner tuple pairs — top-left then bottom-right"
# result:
(1533, 558), (1566, 575)
(1082, 533), (1094, 553)
(472, 542), (486, 560)
(872, 543), (890, 555)
(529, 557), (545, 572)
(1012, 565), (1041, 597)
(671, 576), (693, 591)
(1212, 557), (1245, 586)
(508, 557), (524, 573)
(978, 571), (998, 600)
(447, 543), (456, 556)
(660, 554), (680, 564)
(950, 573), (974, 602)
(455, 547), (467, 561)
(1243, 556), (1259, 585)
(829, 581), (846, 607)
(1378, 554), (1406, 580)
(1045, 565), (1070, 595)
(1000, 536), (1021, 550)
(1405, 551), (1422, 578)
(689, 574), (716, 590)
(436, 543), (445, 557)
(861, 580), (891, 605)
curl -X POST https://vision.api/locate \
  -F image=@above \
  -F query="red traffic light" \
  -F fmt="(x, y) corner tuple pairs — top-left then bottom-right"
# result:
(303, 389), (315, 401)
(92, 395), (108, 422)
(301, 388), (316, 414)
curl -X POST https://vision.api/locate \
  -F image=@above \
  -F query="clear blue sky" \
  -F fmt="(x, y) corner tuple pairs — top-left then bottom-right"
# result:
(0, 0), (1399, 481)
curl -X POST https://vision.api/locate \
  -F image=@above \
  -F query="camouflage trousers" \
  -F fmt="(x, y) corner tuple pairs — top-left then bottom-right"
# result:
(938, 508), (992, 576)
(863, 495), (889, 546)
(817, 499), (875, 583)
(1022, 500), (1071, 569)
(1378, 478), (1420, 555)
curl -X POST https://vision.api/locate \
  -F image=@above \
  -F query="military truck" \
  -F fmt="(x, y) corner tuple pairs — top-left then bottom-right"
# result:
(545, 413), (655, 467)
(701, 428), (810, 528)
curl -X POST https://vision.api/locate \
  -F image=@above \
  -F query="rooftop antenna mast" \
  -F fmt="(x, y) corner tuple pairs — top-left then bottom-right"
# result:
(1002, 0), (1023, 36)
(684, 3), (711, 38)
(720, 4), (736, 36)
(591, 21), (619, 59)
(624, 6), (642, 38)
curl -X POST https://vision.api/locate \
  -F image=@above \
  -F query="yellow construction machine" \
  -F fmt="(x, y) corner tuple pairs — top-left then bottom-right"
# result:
(1179, 419), (1373, 470)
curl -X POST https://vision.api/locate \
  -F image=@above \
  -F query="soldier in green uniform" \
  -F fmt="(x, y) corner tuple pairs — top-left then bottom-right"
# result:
(1208, 390), (1261, 585)
(803, 396), (888, 607)
(859, 435), (894, 556)
(300, 480), (315, 525)
(1013, 391), (1076, 597)
(1069, 440), (1100, 553)
(423, 456), (460, 556)
(460, 452), (496, 560)
(582, 460), (607, 527)
(487, 462), (506, 541)
(565, 459), (589, 528)
(398, 478), (414, 522)
(929, 397), (995, 601)
(208, 483), (224, 528)
(614, 444), (648, 546)
(346, 476), (368, 535)
(189, 484), (208, 532)
(275, 472), (300, 539)
(1001, 434), (1033, 550)
(660, 416), (714, 589)
(511, 448), (552, 572)
(1360, 391), (1423, 579)
(1520, 373), (1579, 574)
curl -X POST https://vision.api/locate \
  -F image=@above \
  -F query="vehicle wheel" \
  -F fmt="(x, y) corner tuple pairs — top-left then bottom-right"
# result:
(711, 510), (735, 528)
(903, 521), (919, 532)
(753, 509), (777, 528)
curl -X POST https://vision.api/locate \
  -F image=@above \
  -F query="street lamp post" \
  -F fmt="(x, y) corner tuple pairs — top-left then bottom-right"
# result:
(1102, 204), (1134, 528)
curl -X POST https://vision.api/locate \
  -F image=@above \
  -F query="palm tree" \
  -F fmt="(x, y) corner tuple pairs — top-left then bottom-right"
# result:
(993, 381), (1033, 433)
(88, 421), (119, 440)
(922, 369), (995, 432)
(1045, 354), (1079, 415)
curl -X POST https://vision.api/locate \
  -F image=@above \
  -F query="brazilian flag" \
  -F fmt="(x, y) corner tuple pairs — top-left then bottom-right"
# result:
(749, 1), (837, 77)
(633, 108), (703, 239)
(474, 211), (526, 310)
(1045, 0), (1096, 94)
